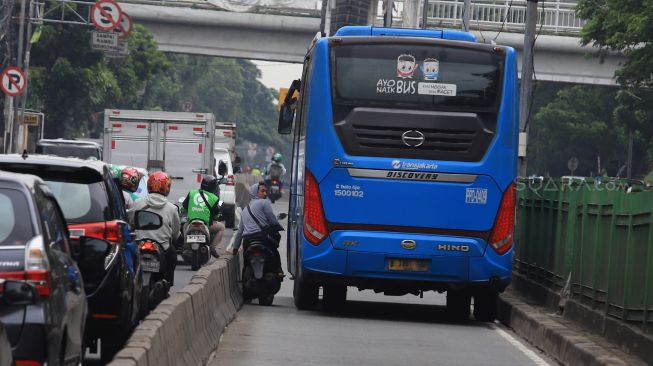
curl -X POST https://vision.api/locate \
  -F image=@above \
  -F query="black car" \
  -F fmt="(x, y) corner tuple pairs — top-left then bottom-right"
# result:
(36, 139), (103, 160)
(0, 155), (144, 363)
(0, 171), (87, 365)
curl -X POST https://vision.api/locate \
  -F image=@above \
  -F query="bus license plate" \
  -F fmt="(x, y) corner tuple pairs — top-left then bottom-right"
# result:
(186, 235), (206, 243)
(142, 258), (160, 272)
(388, 259), (430, 272)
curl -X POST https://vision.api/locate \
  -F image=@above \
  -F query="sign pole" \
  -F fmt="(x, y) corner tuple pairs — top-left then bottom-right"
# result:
(17, 0), (35, 152)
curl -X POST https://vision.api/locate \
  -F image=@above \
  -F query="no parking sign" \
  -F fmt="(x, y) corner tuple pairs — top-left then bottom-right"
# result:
(1, 67), (27, 97)
(91, 0), (122, 32)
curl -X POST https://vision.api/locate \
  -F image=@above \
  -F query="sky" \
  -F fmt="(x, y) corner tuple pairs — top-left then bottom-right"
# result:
(252, 60), (303, 91)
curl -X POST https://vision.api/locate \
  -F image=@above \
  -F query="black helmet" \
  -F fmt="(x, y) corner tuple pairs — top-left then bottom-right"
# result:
(200, 175), (219, 194)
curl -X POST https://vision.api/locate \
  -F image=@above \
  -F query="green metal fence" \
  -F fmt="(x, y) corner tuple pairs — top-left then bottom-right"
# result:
(515, 177), (653, 334)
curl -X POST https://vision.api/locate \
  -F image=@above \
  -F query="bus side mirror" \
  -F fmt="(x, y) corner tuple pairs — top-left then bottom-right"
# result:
(218, 161), (227, 177)
(278, 103), (295, 135)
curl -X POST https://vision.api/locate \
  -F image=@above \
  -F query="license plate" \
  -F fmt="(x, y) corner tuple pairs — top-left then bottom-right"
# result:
(271, 185), (279, 192)
(142, 259), (160, 272)
(388, 258), (430, 272)
(186, 235), (206, 243)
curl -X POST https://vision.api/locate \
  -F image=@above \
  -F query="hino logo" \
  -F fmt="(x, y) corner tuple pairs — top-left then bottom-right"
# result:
(401, 130), (425, 147)
(401, 240), (417, 250)
(437, 244), (470, 252)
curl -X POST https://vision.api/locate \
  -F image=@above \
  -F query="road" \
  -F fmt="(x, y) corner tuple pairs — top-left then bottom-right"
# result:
(206, 197), (556, 366)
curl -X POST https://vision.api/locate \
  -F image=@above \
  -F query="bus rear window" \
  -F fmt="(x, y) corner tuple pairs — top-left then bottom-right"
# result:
(332, 43), (503, 111)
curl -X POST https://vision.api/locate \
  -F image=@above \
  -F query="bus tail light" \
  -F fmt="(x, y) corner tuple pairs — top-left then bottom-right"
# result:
(488, 183), (516, 255)
(304, 170), (328, 245)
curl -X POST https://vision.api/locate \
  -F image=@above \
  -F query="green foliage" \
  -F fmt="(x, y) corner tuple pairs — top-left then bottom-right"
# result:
(26, 23), (287, 156)
(528, 85), (632, 176)
(577, 0), (653, 88)
(576, 0), (653, 175)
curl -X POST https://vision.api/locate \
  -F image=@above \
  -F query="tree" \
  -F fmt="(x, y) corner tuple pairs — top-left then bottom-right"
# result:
(28, 24), (168, 138)
(577, 0), (653, 174)
(527, 85), (633, 176)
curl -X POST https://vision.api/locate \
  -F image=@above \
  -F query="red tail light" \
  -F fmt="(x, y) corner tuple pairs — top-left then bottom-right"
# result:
(272, 179), (278, 185)
(489, 183), (516, 255)
(140, 241), (157, 252)
(303, 170), (328, 245)
(68, 220), (123, 244)
(250, 249), (263, 257)
(227, 175), (235, 186)
(191, 221), (205, 229)
(15, 360), (43, 366)
(26, 270), (51, 297)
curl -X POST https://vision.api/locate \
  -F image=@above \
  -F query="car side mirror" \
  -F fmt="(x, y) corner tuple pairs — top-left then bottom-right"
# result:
(277, 213), (288, 220)
(2, 280), (37, 305)
(134, 210), (164, 230)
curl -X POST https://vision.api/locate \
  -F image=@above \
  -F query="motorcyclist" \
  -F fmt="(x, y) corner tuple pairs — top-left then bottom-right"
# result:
(121, 167), (141, 206)
(227, 182), (284, 276)
(264, 153), (287, 189)
(181, 175), (224, 259)
(110, 165), (134, 210)
(130, 171), (181, 285)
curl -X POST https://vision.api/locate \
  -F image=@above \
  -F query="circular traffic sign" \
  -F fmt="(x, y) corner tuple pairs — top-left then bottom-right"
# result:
(91, 0), (122, 32)
(118, 12), (133, 38)
(1, 67), (27, 97)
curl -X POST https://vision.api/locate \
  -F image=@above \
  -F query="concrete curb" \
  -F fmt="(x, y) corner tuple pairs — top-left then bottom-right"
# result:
(109, 255), (243, 366)
(497, 291), (642, 366)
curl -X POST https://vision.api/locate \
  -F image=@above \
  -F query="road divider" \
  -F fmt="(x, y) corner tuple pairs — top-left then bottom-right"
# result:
(109, 255), (243, 366)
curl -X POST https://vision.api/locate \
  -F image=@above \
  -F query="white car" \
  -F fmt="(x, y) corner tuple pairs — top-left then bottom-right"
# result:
(214, 148), (236, 228)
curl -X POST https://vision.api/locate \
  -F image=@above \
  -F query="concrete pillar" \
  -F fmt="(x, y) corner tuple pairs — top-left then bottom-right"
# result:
(329, 0), (375, 36)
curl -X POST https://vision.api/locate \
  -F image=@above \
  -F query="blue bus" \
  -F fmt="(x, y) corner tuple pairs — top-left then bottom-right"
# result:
(278, 26), (518, 321)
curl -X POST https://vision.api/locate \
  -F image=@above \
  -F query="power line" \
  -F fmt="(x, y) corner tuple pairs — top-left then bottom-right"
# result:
(492, 0), (514, 42)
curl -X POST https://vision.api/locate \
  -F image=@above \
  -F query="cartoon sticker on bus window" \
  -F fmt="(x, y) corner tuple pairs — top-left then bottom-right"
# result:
(421, 58), (439, 80)
(397, 54), (417, 79)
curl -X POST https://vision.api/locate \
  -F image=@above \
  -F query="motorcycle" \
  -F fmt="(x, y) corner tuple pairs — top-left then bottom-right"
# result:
(183, 219), (211, 271)
(267, 178), (282, 203)
(242, 213), (287, 306)
(133, 210), (170, 312)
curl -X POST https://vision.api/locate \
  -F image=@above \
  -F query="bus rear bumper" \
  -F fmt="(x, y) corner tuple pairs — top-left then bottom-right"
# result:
(301, 238), (512, 293)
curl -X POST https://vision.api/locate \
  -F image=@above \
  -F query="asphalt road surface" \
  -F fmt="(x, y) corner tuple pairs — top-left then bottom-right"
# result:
(206, 197), (557, 366)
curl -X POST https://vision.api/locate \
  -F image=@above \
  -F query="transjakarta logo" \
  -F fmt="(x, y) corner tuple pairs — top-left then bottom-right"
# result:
(391, 160), (438, 171)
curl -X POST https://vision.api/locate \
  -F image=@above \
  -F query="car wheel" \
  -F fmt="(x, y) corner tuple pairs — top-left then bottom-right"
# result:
(293, 277), (318, 310)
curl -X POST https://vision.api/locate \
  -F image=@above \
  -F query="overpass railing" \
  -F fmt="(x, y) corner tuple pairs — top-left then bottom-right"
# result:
(515, 177), (653, 334)
(378, 0), (585, 35)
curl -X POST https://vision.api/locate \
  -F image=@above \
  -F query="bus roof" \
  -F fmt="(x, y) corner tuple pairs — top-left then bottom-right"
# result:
(334, 26), (477, 42)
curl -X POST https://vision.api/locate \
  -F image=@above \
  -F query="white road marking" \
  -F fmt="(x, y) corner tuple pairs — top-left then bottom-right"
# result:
(491, 323), (552, 366)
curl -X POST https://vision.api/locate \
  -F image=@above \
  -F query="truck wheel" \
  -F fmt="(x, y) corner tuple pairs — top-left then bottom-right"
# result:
(473, 291), (498, 322)
(446, 289), (471, 321)
(323, 285), (347, 311)
(293, 277), (318, 310)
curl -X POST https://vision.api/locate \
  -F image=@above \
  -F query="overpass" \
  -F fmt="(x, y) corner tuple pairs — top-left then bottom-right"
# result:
(118, 1), (623, 86)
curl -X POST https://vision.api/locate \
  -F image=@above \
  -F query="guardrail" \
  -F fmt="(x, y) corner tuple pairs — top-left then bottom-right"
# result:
(377, 0), (584, 35)
(515, 177), (653, 335)
(109, 255), (243, 366)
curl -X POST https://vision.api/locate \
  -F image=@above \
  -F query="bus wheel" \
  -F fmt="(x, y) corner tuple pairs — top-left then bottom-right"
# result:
(323, 285), (347, 311)
(473, 291), (498, 322)
(446, 289), (471, 321)
(293, 277), (318, 310)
